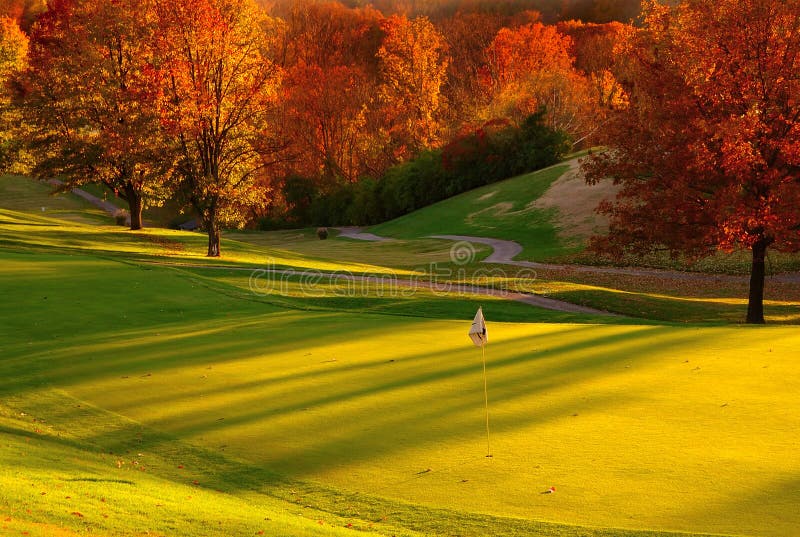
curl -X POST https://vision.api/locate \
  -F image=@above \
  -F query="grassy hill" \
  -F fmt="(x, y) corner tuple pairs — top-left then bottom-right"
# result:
(367, 158), (800, 276)
(369, 163), (576, 262)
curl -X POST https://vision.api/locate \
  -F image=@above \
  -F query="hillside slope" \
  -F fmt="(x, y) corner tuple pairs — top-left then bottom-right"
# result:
(369, 159), (618, 262)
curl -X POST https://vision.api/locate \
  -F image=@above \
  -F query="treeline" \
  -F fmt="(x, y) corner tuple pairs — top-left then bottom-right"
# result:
(0, 0), (628, 256)
(271, 0), (641, 24)
(278, 111), (569, 228)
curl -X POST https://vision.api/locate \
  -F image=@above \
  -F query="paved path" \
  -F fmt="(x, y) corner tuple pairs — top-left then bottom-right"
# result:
(334, 227), (393, 242)
(430, 234), (800, 283)
(154, 263), (615, 316)
(47, 179), (127, 222)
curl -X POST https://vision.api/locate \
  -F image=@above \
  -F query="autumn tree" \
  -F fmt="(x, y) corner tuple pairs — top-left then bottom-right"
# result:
(22, 0), (172, 230)
(0, 16), (27, 171)
(557, 20), (629, 114)
(436, 10), (507, 128)
(377, 14), (450, 161)
(0, 0), (45, 30)
(155, 0), (282, 257)
(279, 0), (382, 71)
(283, 62), (377, 183)
(583, 0), (800, 324)
(480, 22), (596, 144)
(278, 1), (385, 182)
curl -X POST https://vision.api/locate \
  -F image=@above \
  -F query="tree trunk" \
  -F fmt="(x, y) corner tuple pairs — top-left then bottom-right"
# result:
(128, 191), (143, 231)
(746, 239), (769, 324)
(122, 183), (144, 230)
(206, 219), (221, 257)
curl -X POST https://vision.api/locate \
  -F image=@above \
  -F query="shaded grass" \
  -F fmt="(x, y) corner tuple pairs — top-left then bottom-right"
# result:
(226, 228), (490, 271)
(0, 175), (111, 225)
(1, 389), (713, 537)
(2, 248), (799, 536)
(458, 268), (800, 325)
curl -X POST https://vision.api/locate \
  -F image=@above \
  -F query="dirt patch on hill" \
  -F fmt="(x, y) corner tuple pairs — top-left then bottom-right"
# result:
(528, 166), (620, 244)
(466, 202), (514, 226)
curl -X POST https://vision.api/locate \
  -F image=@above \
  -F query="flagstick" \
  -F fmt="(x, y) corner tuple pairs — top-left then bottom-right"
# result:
(482, 342), (492, 458)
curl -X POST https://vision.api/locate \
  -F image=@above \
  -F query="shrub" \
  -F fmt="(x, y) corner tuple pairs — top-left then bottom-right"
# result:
(113, 209), (129, 226)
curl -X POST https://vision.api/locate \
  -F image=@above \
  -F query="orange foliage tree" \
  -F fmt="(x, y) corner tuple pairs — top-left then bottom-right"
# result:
(283, 62), (375, 183)
(557, 20), (629, 114)
(377, 14), (450, 161)
(0, 0), (44, 30)
(155, 0), (282, 256)
(583, 0), (800, 323)
(278, 1), (385, 182)
(22, 0), (172, 230)
(436, 9), (508, 128)
(480, 22), (596, 144)
(0, 15), (26, 170)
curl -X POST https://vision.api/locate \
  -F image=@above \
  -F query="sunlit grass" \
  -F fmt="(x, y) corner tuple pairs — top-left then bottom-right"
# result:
(0, 207), (420, 276)
(2, 170), (800, 536)
(3, 249), (800, 536)
(466, 275), (800, 324)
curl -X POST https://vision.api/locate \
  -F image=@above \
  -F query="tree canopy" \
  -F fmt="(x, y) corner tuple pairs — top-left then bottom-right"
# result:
(584, 0), (800, 323)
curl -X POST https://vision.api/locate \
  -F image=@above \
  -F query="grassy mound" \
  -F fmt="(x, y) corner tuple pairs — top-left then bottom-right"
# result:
(369, 164), (573, 262)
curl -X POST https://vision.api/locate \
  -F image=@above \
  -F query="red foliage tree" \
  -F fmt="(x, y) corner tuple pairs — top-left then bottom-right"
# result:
(480, 21), (596, 144)
(277, 1), (386, 183)
(557, 20), (629, 114)
(583, 0), (800, 323)
(283, 62), (374, 183)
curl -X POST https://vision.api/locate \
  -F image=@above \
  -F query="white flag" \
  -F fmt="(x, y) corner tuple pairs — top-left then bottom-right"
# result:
(469, 307), (487, 347)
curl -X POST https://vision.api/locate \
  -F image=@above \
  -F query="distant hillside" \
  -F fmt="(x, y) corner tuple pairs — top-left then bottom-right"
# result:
(369, 157), (619, 262)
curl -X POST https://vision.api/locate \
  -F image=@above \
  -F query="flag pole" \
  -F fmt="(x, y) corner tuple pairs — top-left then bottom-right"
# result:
(482, 342), (491, 458)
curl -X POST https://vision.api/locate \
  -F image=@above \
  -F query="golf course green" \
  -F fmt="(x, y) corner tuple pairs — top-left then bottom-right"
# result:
(1, 175), (799, 537)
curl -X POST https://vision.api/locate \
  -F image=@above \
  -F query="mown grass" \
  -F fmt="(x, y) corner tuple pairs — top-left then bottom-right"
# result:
(0, 175), (112, 225)
(452, 267), (800, 325)
(369, 164), (573, 261)
(4, 174), (799, 324)
(2, 240), (800, 536)
(2, 179), (799, 536)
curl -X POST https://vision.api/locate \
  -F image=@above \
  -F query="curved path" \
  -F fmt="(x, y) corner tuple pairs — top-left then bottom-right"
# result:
(334, 227), (393, 242)
(427, 234), (800, 284)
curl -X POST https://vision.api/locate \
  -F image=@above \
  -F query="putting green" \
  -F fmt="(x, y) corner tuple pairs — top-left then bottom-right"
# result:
(68, 320), (799, 536)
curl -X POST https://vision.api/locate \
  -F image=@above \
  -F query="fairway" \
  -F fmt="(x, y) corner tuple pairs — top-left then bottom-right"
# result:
(2, 237), (799, 536)
(369, 164), (575, 261)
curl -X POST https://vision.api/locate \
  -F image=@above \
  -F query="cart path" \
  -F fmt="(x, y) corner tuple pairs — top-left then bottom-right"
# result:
(334, 227), (393, 242)
(325, 228), (800, 283)
(48, 179), (122, 216)
(152, 262), (615, 316)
